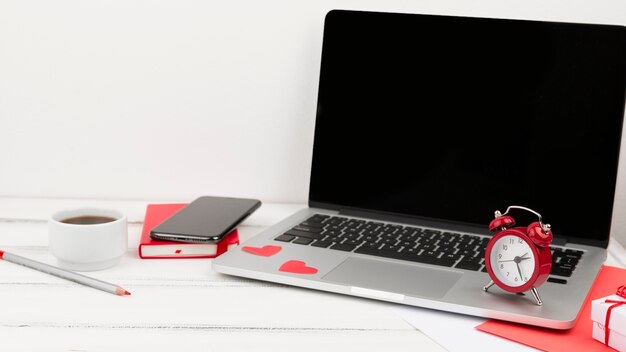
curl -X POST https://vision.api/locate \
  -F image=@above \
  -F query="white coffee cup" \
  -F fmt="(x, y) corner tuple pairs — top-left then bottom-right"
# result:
(49, 208), (127, 271)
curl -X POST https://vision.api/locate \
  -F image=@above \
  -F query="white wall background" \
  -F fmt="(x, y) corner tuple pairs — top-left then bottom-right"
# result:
(1, 0), (626, 241)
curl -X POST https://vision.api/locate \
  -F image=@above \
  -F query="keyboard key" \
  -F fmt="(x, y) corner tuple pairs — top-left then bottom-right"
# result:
(442, 253), (462, 262)
(439, 246), (456, 254)
(455, 261), (481, 271)
(291, 225), (323, 234)
(560, 257), (579, 266)
(423, 229), (441, 236)
(459, 236), (473, 244)
(293, 237), (314, 245)
(398, 228), (419, 237)
(345, 227), (361, 235)
(363, 222), (381, 230)
(550, 267), (573, 277)
(441, 232), (461, 241)
(564, 253), (582, 260)
(330, 243), (357, 252)
(463, 254), (482, 263)
(418, 243), (435, 251)
(403, 247), (420, 255)
(382, 245), (401, 252)
(328, 217), (345, 225)
(382, 238), (397, 245)
(307, 214), (329, 223)
(361, 230), (379, 237)
(326, 236), (342, 242)
(285, 229), (324, 240)
(547, 277), (568, 284)
(362, 240), (380, 246)
(274, 234), (295, 242)
(362, 236), (378, 243)
(322, 229), (341, 237)
(415, 232), (431, 239)
(343, 233), (360, 240)
(298, 221), (324, 228)
(565, 249), (584, 258)
(400, 241), (414, 247)
(381, 227), (397, 235)
(344, 220), (362, 228)
(312, 240), (333, 248)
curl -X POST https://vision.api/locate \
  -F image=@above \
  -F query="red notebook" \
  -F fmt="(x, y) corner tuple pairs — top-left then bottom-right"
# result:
(138, 203), (240, 259)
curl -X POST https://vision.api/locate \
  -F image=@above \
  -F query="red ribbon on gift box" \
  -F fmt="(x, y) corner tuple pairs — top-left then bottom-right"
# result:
(618, 285), (626, 298)
(603, 285), (626, 346)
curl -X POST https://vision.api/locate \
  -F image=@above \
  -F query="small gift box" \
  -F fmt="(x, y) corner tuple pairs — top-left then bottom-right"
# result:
(592, 286), (626, 351)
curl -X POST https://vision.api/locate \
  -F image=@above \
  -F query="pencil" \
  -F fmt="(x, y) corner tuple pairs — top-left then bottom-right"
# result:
(0, 250), (131, 296)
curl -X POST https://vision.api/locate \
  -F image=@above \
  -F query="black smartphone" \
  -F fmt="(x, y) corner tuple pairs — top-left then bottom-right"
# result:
(150, 196), (261, 243)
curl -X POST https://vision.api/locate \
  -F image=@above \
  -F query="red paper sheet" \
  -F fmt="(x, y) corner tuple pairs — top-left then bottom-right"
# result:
(476, 265), (626, 351)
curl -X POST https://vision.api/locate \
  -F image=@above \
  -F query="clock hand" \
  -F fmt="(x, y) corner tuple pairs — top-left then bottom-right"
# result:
(500, 254), (526, 263)
(515, 261), (524, 281)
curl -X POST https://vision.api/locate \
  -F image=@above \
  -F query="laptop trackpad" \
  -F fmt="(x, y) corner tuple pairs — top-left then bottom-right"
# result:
(322, 257), (462, 299)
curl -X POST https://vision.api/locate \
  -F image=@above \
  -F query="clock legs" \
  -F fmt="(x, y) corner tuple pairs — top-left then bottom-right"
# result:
(483, 280), (495, 291)
(483, 281), (543, 306)
(530, 286), (543, 306)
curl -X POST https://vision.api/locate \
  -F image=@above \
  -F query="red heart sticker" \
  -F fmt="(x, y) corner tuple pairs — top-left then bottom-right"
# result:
(242, 245), (282, 257)
(279, 260), (318, 274)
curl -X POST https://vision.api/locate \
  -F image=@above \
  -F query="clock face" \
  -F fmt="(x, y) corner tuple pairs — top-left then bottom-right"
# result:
(489, 235), (536, 287)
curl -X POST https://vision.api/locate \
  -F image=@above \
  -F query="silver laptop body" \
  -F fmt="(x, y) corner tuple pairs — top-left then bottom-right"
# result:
(214, 10), (626, 329)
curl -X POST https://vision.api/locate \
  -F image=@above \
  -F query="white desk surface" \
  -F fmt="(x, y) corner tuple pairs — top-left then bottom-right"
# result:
(1, 197), (625, 351)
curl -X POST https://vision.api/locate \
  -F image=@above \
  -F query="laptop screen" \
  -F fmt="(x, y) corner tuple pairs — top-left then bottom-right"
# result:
(309, 10), (626, 246)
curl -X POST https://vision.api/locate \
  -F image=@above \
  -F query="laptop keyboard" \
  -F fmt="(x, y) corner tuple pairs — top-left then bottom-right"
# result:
(274, 214), (584, 281)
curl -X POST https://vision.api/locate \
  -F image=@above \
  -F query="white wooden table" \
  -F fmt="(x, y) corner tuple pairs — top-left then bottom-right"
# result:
(0, 198), (444, 352)
(2, 198), (625, 351)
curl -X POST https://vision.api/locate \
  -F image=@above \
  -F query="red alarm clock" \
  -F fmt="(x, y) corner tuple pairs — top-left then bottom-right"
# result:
(483, 206), (552, 306)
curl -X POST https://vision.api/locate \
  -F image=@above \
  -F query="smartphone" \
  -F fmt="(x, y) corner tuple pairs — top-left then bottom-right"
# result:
(150, 196), (261, 243)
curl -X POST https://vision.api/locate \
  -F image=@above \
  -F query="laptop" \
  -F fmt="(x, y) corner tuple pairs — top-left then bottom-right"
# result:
(213, 10), (626, 329)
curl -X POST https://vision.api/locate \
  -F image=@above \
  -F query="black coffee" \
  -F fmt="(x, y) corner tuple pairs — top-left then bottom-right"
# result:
(61, 216), (117, 225)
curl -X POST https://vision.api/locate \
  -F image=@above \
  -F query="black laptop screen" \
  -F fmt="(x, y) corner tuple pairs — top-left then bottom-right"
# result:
(309, 10), (626, 246)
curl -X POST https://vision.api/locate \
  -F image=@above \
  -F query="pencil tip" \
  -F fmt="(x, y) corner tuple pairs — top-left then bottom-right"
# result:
(115, 288), (131, 296)
(0, 250), (4, 259)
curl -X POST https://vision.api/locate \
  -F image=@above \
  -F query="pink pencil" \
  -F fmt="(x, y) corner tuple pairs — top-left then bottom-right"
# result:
(0, 250), (131, 296)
